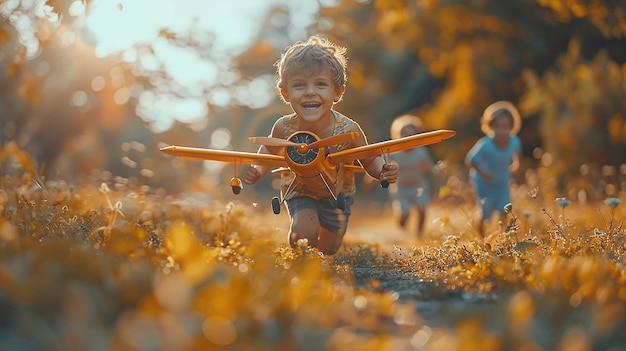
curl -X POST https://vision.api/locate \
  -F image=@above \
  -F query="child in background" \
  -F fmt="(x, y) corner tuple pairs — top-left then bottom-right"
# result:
(388, 114), (435, 237)
(244, 36), (398, 255)
(465, 101), (522, 236)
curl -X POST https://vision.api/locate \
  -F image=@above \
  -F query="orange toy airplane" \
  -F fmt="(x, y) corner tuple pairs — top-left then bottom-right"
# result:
(160, 129), (455, 214)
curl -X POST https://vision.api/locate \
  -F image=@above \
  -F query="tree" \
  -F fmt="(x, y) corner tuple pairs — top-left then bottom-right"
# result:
(311, 0), (626, 178)
(2, 0), (626, 193)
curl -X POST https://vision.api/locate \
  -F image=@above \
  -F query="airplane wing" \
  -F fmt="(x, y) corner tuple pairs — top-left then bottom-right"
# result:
(160, 145), (288, 167)
(327, 129), (456, 165)
(270, 164), (365, 174)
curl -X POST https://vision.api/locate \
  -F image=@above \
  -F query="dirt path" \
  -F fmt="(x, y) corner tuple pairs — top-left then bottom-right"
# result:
(345, 199), (482, 248)
(341, 201), (506, 331)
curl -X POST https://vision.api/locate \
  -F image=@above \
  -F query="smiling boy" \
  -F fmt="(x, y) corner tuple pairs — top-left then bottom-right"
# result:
(244, 36), (398, 255)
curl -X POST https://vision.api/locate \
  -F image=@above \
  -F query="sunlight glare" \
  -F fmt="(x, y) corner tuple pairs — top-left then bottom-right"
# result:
(91, 75), (105, 92)
(60, 30), (77, 47)
(137, 91), (208, 132)
(85, 0), (158, 56)
(113, 87), (130, 105)
(80, 0), (323, 130)
(137, 48), (159, 71)
(173, 98), (208, 124)
(208, 87), (231, 107)
(210, 128), (232, 149)
(152, 39), (219, 87)
(68, 0), (85, 17)
(85, 0), (269, 57)
(84, 0), (276, 130)
(247, 76), (275, 109)
(1, 0), (60, 56)
(71, 90), (88, 107)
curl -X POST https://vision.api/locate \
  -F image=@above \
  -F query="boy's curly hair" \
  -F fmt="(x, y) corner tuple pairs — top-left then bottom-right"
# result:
(480, 101), (522, 136)
(274, 36), (348, 102)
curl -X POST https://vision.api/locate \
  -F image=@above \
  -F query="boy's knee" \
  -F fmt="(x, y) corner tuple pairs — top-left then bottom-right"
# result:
(321, 245), (339, 255)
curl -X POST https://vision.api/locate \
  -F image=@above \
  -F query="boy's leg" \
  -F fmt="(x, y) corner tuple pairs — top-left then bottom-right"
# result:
(394, 192), (411, 228)
(473, 181), (489, 237)
(286, 197), (322, 248)
(417, 206), (426, 234)
(415, 188), (429, 236)
(316, 197), (353, 255)
(317, 227), (342, 255)
(286, 196), (352, 254)
(399, 212), (410, 228)
(479, 192), (499, 237)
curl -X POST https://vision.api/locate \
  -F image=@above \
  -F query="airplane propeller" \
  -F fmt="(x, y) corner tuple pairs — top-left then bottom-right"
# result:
(249, 132), (359, 151)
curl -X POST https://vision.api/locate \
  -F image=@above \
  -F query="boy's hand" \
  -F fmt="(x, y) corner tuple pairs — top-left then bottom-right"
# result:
(474, 166), (494, 181)
(380, 163), (398, 185)
(244, 165), (262, 185)
(483, 172), (494, 181)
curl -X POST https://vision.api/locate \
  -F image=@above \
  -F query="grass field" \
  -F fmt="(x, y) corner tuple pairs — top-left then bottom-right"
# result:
(0, 154), (625, 351)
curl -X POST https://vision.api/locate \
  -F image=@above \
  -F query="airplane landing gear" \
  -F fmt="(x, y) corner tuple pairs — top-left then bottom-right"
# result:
(271, 196), (281, 214)
(230, 177), (243, 195)
(337, 192), (346, 211)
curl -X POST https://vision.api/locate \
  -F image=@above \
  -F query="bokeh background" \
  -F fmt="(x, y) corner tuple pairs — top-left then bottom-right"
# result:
(3, 3), (626, 350)
(2, 0), (626, 198)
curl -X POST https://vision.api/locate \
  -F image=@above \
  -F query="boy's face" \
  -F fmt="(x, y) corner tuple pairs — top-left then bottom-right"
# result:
(280, 66), (344, 124)
(400, 124), (419, 138)
(491, 115), (513, 141)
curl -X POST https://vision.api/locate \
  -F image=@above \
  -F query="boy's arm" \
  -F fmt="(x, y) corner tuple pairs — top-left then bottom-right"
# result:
(466, 158), (494, 181)
(244, 119), (285, 185)
(509, 151), (521, 174)
(364, 157), (398, 184)
(420, 149), (435, 174)
(465, 141), (494, 180)
(509, 136), (522, 174)
(350, 124), (398, 184)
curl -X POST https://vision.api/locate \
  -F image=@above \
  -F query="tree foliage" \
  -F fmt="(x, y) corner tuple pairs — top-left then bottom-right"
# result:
(520, 39), (626, 188)
(315, 0), (626, 169)
(1, 0), (626, 191)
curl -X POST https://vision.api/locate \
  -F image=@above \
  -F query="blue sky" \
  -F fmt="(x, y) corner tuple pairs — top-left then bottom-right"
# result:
(83, 0), (321, 132)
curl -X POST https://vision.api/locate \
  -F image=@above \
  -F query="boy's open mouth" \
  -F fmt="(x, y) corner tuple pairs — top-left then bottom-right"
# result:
(302, 102), (321, 109)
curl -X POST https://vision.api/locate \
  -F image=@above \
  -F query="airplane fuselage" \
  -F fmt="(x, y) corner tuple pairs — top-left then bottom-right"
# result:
(282, 131), (341, 199)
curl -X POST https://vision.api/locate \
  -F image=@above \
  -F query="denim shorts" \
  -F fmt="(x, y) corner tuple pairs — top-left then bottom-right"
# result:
(285, 196), (354, 234)
(392, 185), (430, 214)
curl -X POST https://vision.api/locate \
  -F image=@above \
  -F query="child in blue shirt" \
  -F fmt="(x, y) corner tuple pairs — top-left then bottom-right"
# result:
(465, 101), (522, 236)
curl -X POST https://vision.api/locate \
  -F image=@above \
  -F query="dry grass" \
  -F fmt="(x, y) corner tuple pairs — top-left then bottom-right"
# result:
(0, 148), (625, 351)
